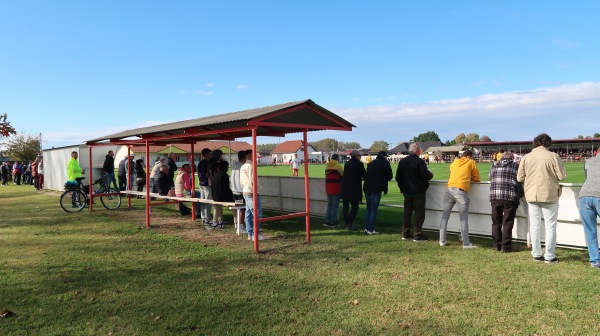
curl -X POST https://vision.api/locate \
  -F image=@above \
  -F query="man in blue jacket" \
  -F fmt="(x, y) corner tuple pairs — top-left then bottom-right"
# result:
(363, 151), (393, 234)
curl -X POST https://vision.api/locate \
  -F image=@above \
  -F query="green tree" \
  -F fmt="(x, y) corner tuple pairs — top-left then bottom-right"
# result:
(2, 132), (41, 161)
(340, 141), (361, 150)
(0, 113), (17, 137)
(594, 133), (600, 138)
(311, 138), (339, 152)
(465, 133), (481, 142)
(454, 133), (466, 144)
(480, 135), (492, 142)
(412, 131), (441, 142)
(370, 140), (389, 152)
(445, 139), (457, 146)
(577, 135), (584, 139)
(257, 143), (277, 152)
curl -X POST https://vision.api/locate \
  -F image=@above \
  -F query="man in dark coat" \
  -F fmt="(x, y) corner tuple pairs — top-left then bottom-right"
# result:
(396, 143), (434, 241)
(362, 151), (393, 234)
(155, 164), (172, 196)
(117, 156), (128, 191)
(167, 152), (177, 188)
(103, 150), (118, 190)
(340, 150), (367, 230)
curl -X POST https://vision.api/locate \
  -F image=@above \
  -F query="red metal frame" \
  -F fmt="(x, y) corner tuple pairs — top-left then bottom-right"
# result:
(145, 141), (150, 227)
(85, 101), (353, 253)
(303, 129), (311, 243)
(190, 142), (197, 222)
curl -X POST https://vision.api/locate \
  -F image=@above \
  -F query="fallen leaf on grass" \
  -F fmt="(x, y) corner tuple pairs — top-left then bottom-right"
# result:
(154, 316), (161, 320)
(350, 300), (359, 305)
(1, 309), (15, 318)
(236, 267), (243, 271)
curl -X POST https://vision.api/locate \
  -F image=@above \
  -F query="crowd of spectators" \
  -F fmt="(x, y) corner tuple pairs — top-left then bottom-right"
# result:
(0, 156), (44, 189)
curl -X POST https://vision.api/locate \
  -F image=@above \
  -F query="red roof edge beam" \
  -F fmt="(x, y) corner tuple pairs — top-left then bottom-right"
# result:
(84, 99), (356, 253)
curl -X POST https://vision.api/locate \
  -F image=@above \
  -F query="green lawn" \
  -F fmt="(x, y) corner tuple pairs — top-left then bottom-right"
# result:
(1, 184), (599, 335)
(259, 161), (586, 183)
(258, 161), (586, 205)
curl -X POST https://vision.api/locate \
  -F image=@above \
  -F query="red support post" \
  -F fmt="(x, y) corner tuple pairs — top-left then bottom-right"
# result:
(127, 147), (131, 208)
(303, 129), (311, 243)
(190, 143), (196, 221)
(252, 128), (259, 253)
(88, 146), (93, 211)
(145, 141), (151, 228)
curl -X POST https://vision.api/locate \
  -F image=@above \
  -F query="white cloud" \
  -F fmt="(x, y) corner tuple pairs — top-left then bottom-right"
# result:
(196, 90), (213, 96)
(471, 81), (484, 86)
(331, 82), (600, 141)
(236, 84), (249, 90)
(334, 82), (600, 122)
(206, 82), (214, 87)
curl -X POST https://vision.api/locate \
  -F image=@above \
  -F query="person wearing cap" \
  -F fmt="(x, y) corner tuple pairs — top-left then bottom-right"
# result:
(324, 153), (344, 227)
(362, 151), (393, 234)
(396, 143), (434, 241)
(340, 150), (366, 230)
(439, 150), (481, 248)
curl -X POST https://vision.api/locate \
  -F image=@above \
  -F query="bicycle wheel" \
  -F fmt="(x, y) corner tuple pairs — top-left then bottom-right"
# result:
(100, 188), (122, 210)
(60, 190), (86, 213)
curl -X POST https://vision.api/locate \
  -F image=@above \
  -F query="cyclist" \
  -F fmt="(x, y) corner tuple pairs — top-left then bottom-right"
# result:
(67, 151), (85, 182)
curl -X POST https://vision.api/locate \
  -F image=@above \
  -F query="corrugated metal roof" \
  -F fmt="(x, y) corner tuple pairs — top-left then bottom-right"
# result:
(87, 99), (355, 144)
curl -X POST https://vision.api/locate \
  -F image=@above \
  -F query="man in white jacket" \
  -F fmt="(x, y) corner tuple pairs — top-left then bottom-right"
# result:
(240, 150), (266, 241)
(230, 150), (246, 230)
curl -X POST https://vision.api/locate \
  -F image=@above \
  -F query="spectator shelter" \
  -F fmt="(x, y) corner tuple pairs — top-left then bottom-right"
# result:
(85, 99), (355, 252)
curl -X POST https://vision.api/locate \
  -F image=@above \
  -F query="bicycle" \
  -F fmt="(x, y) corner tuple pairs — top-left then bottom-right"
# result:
(60, 176), (122, 213)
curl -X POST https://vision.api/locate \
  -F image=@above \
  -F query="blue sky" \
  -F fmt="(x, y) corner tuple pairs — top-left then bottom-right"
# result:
(2, 1), (600, 149)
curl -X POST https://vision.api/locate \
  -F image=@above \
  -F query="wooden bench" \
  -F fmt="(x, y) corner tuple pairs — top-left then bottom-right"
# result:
(120, 190), (246, 234)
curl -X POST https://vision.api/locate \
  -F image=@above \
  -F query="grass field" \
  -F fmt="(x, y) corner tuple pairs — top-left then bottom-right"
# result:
(1, 184), (599, 335)
(258, 161), (586, 205)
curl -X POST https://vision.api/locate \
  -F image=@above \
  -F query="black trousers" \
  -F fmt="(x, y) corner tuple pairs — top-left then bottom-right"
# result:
(403, 196), (426, 236)
(118, 175), (126, 191)
(342, 199), (359, 227)
(490, 201), (519, 248)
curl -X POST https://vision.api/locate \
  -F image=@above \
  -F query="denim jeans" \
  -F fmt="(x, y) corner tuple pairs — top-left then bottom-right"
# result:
(188, 190), (202, 217)
(439, 188), (471, 246)
(150, 178), (156, 193)
(325, 194), (341, 224)
(579, 197), (600, 263)
(199, 186), (212, 221)
(243, 194), (262, 236)
(105, 172), (118, 190)
(528, 202), (559, 260)
(364, 191), (382, 232)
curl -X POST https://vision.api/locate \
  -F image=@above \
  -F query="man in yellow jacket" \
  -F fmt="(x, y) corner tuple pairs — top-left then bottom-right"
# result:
(439, 150), (480, 248)
(67, 151), (85, 182)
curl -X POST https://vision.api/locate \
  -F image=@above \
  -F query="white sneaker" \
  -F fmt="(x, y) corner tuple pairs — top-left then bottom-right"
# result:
(364, 229), (379, 235)
(252, 234), (267, 241)
(247, 234), (252, 241)
(439, 242), (448, 247)
(462, 243), (477, 249)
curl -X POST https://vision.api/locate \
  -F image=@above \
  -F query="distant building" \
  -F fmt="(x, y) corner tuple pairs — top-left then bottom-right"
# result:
(389, 141), (443, 155)
(271, 140), (319, 163)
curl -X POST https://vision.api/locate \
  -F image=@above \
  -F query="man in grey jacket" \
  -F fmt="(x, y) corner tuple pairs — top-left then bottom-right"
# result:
(517, 133), (566, 263)
(579, 147), (600, 269)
